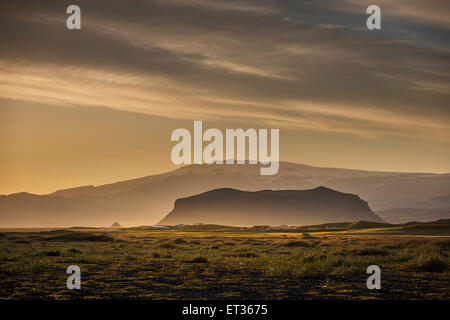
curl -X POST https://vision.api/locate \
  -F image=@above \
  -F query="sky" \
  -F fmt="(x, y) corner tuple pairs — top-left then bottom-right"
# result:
(0, 0), (449, 195)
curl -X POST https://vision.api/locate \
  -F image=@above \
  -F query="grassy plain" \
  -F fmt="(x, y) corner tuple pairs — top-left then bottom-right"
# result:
(0, 224), (449, 299)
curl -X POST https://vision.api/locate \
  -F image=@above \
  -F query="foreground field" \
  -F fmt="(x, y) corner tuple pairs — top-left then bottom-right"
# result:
(0, 226), (449, 299)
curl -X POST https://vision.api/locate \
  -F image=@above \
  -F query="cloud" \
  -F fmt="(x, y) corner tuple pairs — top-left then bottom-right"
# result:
(323, 0), (450, 29)
(155, 0), (280, 14)
(0, 0), (449, 144)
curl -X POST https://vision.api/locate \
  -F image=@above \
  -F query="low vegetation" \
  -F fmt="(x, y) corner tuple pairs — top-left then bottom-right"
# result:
(0, 225), (448, 299)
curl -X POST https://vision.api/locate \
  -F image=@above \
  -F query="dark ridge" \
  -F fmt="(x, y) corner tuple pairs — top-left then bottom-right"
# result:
(159, 187), (383, 226)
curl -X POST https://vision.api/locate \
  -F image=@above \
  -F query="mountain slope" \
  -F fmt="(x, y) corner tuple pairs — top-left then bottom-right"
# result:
(159, 187), (383, 226)
(376, 207), (450, 224)
(0, 162), (448, 227)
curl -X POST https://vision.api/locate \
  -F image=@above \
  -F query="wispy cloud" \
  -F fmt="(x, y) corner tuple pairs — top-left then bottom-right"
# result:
(0, 0), (449, 144)
(155, 0), (280, 14)
(323, 0), (450, 29)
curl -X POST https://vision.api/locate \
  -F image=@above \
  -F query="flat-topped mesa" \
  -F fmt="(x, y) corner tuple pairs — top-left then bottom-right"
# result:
(159, 187), (383, 226)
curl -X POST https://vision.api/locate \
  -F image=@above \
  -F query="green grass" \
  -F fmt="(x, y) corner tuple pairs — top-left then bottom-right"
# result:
(351, 248), (389, 256)
(0, 227), (448, 299)
(417, 257), (449, 273)
(282, 241), (310, 247)
(189, 256), (209, 263)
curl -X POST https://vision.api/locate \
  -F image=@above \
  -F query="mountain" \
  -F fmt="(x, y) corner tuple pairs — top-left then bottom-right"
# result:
(159, 187), (383, 226)
(0, 162), (448, 227)
(376, 207), (450, 224)
(110, 222), (122, 228)
(423, 194), (450, 207)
